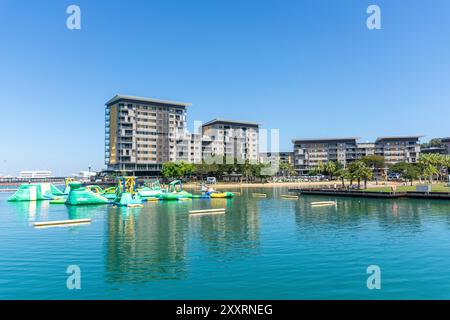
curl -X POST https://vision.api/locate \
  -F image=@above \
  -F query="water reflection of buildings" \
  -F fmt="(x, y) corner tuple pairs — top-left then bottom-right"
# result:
(105, 203), (189, 283)
(189, 197), (260, 259)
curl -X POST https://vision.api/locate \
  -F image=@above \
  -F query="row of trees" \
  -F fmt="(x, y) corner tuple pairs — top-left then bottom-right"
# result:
(309, 159), (374, 189)
(160, 154), (450, 187)
(388, 154), (450, 185)
(417, 153), (450, 183)
(308, 154), (450, 188)
(161, 158), (272, 182)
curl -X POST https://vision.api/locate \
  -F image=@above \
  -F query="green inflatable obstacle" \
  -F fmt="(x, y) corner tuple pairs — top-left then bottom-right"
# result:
(159, 190), (193, 200)
(50, 184), (65, 196)
(65, 182), (110, 206)
(102, 187), (118, 200)
(113, 176), (143, 207)
(115, 192), (143, 207)
(137, 180), (162, 198)
(50, 196), (67, 204)
(159, 180), (192, 200)
(63, 177), (76, 194)
(8, 183), (65, 202)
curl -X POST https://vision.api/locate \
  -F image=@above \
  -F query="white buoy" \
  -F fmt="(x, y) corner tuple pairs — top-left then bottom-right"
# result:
(252, 193), (267, 198)
(189, 208), (226, 216)
(34, 218), (91, 228)
(311, 201), (337, 207)
(280, 195), (299, 199)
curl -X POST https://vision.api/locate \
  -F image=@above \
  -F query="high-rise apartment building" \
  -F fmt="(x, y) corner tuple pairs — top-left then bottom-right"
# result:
(105, 95), (190, 175)
(202, 119), (259, 162)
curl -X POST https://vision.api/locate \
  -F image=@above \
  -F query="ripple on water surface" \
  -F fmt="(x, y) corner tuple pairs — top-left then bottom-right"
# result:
(1, 191), (450, 299)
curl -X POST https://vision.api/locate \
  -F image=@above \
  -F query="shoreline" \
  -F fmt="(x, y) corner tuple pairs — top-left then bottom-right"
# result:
(183, 181), (405, 190)
(183, 180), (447, 191)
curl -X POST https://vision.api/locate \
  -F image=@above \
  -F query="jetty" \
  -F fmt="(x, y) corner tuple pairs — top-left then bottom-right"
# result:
(288, 188), (450, 200)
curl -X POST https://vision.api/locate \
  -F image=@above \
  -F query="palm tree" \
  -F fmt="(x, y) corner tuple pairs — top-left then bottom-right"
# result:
(324, 161), (338, 180)
(336, 167), (350, 188)
(279, 162), (296, 177)
(419, 154), (440, 183)
(348, 160), (373, 189)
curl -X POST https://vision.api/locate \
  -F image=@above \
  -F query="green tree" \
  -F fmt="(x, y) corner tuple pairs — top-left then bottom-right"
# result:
(389, 162), (420, 186)
(419, 154), (442, 183)
(336, 167), (350, 188)
(162, 161), (195, 180)
(348, 160), (373, 189)
(361, 155), (385, 168)
(403, 165), (420, 186)
(421, 138), (443, 148)
(279, 162), (297, 177)
(161, 162), (181, 180)
(309, 161), (325, 176)
(323, 161), (343, 180)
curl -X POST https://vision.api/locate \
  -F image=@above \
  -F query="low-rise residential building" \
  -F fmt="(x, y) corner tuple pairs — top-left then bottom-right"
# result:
(374, 136), (421, 165)
(292, 136), (422, 175)
(292, 138), (361, 175)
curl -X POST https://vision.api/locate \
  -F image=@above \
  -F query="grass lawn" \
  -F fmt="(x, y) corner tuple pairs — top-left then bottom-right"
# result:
(365, 184), (450, 193)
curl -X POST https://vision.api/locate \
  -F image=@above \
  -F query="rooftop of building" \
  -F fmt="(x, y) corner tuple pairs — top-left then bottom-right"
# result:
(259, 151), (294, 155)
(292, 137), (359, 144)
(292, 136), (423, 144)
(421, 146), (448, 153)
(442, 137), (450, 142)
(202, 118), (260, 127)
(105, 94), (192, 107)
(375, 136), (423, 143)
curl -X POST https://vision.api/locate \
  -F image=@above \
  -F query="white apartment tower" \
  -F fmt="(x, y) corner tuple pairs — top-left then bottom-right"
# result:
(202, 119), (259, 162)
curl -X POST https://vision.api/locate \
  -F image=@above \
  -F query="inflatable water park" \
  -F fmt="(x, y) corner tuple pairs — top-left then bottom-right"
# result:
(7, 176), (235, 207)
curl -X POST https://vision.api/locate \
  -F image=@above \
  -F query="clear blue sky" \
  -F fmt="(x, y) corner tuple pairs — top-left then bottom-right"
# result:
(1, 0), (450, 176)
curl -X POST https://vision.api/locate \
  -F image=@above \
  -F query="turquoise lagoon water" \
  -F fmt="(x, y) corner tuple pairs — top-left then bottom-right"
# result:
(1, 187), (450, 299)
